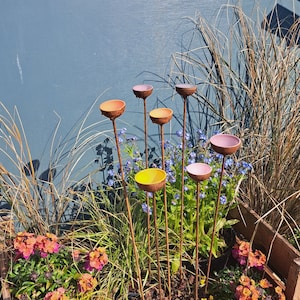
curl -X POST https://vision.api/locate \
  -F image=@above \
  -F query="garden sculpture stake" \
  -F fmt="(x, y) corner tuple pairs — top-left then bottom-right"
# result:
(149, 107), (173, 299)
(175, 83), (197, 277)
(100, 99), (145, 300)
(205, 133), (241, 294)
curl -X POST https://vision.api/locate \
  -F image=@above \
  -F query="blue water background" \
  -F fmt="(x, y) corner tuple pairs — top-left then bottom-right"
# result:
(0, 0), (298, 177)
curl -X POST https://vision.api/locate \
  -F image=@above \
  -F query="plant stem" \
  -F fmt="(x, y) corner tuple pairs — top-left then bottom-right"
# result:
(205, 155), (225, 294)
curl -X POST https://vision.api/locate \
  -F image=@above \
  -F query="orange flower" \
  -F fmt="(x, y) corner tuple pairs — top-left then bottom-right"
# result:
(78, 273), (97, 293)
(235, 285), (252, 300)
(44, 287), (69, 300)
(249, 285), (260, 300)
(239, 241), (250, 257)
(248, 249), (266, 270)
(14, 232), (36, 259)
(259, 278), (272, 289)
(85, 247), (108, 271)
(275, 286), (286, 300)
(35, 233), (60, 257)
(239, 275), (251, 287)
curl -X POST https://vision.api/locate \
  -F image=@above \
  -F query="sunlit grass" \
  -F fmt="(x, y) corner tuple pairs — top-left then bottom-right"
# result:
(164, 4), (300, 240)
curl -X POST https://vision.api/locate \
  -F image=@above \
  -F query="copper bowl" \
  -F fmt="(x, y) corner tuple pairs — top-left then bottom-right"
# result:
(186, 163), (212, 182)
(99, 99), (126, 120)
(135, 168), (166, 193)
(210, 134), (241, 155)
(132, 84), (153, 99)
(175, 84), (197, 97)
(149, 108), (173, 125)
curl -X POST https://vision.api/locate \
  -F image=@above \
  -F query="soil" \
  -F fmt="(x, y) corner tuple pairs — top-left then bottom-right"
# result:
(127, 269), (210, 300)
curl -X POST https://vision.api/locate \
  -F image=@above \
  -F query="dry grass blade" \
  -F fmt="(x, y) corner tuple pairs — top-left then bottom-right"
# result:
(166, 4), (300, 241)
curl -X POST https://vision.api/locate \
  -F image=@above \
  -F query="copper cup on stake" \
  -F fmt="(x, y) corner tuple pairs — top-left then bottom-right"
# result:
(149, 107), (173, 299)
(186, 163), (212, 300)
(132, 84), (153, 168)
(175, 83), (197, 276)
(205, 133), (241, 294)
(135, 168), (167, 300)
(133, 84), (153, 276)
(99, 99), (145, 300)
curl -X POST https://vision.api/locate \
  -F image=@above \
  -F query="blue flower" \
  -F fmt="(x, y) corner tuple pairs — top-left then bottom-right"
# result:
(141, 203), (152, 215)
(225, 158), (234, 169)
(189, 152), (197, 158)
(215, 153), (223, 161)
(198, 154), (205, 161)
(133, 157), (142, 163)
(126, 136), (137, 142)
(176, 129), (183, 137)
(147, 192), (153, 198)
(164, 140), (171, 149)
(187, 142), (193, 148)
(167, 174), (176, 183)
(107, 169), (114, 176)
(188, 158), (195, 164)
(165, 159), (174, 167)
(118, 127), (127, 135)
(185, 132), (190, 141)
(197, 131), (207, 142)
(237, 161), (252, 175)
(204, 157), (213, 164)
(188, 153), (196, 164)
(108, 179), (114, 187)
(200, 192), (206, 199)
(220, 195), (227, 204)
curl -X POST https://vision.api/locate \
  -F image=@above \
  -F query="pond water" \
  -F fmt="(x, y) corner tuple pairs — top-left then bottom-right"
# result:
(0, 0), (298, 175)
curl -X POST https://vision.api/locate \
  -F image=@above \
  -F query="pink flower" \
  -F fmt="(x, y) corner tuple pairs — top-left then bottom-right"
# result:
(232, 240), (266, 270)
(84, 247), (108, 272)
(14, 232), (36, 259)
(35, 233), (60, 257)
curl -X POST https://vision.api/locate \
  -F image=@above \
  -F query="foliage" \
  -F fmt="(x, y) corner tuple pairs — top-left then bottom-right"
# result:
(112, 128), (251, 264)
(288, 226), (300, 250)
(210, 240), (285, 300)
(7, 232), (108, 300)
(161, 4), (300, 241)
